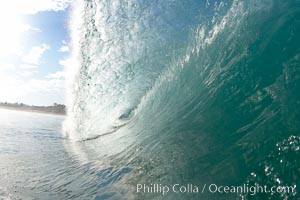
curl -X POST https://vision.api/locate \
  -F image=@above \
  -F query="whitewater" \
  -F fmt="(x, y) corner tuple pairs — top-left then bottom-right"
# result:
(60, 0), (300, 199)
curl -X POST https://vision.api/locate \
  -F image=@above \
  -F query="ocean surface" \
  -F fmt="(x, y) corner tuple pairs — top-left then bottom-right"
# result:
(1, 0), (300, 199)
(0, 108), (134, 200)
(64, 0), (300, 199)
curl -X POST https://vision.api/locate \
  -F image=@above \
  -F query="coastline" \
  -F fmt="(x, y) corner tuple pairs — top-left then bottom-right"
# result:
(0, 106), (66, 116)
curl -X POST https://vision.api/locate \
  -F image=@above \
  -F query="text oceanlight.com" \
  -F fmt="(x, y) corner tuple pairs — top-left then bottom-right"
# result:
(136, 183), (296, 196)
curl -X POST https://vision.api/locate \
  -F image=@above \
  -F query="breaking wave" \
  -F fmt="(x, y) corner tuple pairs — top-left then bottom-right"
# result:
(63, 0), (300, 199)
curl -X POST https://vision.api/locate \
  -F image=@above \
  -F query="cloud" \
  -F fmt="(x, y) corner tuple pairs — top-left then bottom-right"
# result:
(0, 63), (15, 72)
(20, 24), (41, 33)
(0, 1), (70, 105)
(22, 44), (50, 65)
(59, 57), (71, 67)
(0, 8), (42, 59)
(0, 74), (65, 105)
(46, 71), (65, 79)
(18, 70), (38, 77)
(58, 41), (69, 52)
(19, 64), (38, 70)
(58, 45), (69, 52)
(28, 79), (65, 92)
(2, 0), (72, 15)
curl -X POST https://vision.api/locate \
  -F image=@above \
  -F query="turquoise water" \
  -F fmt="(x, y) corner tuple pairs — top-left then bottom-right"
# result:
(1, 0), (300, 199)
(64, 0), (300, 199)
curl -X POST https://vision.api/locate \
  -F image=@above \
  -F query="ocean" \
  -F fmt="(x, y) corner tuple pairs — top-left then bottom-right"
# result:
(1, 0), (300, 199)
(0, 108), (133, 199)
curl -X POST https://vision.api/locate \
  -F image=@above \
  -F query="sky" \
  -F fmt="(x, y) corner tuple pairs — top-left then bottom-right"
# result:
(0, 0), (72, 106)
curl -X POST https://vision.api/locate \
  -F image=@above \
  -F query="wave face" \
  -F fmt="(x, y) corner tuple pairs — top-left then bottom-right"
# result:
(64, 0), (207, 140)
(64, 0), (300, 199)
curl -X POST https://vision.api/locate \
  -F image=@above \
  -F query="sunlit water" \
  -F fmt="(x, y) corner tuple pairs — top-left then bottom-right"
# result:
(1, 1), (300, 199)
(0, 105), (300, 200)
(0, 109), (133, 200)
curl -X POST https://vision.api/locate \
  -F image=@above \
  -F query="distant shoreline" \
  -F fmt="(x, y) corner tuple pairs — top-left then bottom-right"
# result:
(0, 106), (66, 116)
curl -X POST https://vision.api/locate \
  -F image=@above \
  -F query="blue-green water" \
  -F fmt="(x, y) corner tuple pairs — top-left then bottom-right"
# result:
(0, 109), (133, 199)
(1, 0), (300, 199)
(65, 0), (300, 199)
